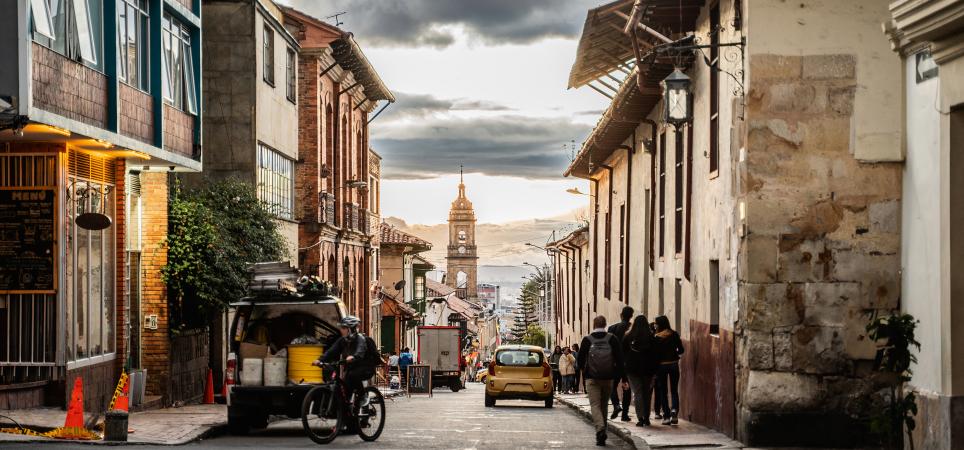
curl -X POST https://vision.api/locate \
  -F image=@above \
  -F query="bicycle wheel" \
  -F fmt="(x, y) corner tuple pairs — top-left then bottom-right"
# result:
(301, 385), (343, 445)
(355, 387), (385, 442)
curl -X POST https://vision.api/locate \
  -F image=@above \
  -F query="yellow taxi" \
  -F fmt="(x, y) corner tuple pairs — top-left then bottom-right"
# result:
(484, 345), (553, 408)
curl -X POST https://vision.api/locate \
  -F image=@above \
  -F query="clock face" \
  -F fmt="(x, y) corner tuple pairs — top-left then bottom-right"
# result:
(458, 246), (466, 254)
(668, 89), (687, 120)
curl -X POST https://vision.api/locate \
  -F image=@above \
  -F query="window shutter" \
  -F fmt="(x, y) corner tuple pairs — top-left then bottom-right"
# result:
(71, 0), (98, 65)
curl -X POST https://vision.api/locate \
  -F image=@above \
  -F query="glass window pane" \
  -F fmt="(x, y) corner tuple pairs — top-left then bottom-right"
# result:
(76, 198), (89, 360)
(182, 40), (197, 114)
(71, 0), (97, 65)
(103, 189), (115, 354)
(31, 0), (56, 39)
(89, 189), (103, 356)
(65, 179), (75, 360)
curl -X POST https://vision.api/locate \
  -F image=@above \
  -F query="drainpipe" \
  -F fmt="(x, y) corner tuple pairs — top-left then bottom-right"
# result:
(618, 133), (635, 306)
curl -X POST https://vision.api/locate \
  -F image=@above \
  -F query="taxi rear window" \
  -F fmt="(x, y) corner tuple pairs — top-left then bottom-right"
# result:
(496, 350), (544, 367)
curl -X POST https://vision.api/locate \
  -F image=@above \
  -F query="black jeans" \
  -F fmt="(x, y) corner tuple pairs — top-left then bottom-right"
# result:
(610, 378), (631, 415)
(655, 362), (680, 415)
(552, 370), (562, 392)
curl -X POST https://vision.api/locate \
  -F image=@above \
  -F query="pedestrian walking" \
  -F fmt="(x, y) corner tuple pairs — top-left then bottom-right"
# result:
(607, 306), (634, 422)
(550, 346), (563, 392)
(622, 315), (658, 427)
(577, 315), (627, 447)
(653, 315), (684, 425)
(558, 347), (577, 394)
(571, 343), (584, 393)
(388, 351), (399, 375)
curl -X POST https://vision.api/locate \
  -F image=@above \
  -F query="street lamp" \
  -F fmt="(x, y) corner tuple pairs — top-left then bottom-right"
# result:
(662, 68), (692, 125)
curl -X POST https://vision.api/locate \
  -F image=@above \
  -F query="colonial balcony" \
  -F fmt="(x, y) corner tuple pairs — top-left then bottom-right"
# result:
(319, 192), (336, 226)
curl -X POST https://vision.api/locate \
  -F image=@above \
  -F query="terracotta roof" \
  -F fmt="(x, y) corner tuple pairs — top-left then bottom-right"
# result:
(547, 226), (590, 249)
(378, 290), (418, 317)
(412, 255), (435, 270)
(379, 223), (433, 251)
(425, 279), (456, 297)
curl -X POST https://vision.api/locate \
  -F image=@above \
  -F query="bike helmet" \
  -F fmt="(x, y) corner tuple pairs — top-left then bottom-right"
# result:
(339, 315), (361, 329)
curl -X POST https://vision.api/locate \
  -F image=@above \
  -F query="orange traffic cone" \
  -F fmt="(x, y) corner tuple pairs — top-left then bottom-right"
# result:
(203, 368), (215, 404)
(114, 379), (130, 412)
(64, 377), (85, 429)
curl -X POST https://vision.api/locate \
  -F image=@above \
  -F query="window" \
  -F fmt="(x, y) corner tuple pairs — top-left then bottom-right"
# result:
(709, 260), (720, 335)
(658, 278), (665, 315)
(414, 274), (425, 300)
(66, 159), (116, 363)
(674, 279), (682, 332)
(118, 0), (149, 91)
(619, 203), (625, 304)
(285, 47), (296, 102)
(263, 25), (274, 85)
(675, 130), (684, 254)
(658, 131), (666, 258)
(709, 2), (720, 174)
(257, 143), (294, 220)
(496, 349), (544, 367)
(162, 13), (197, 114)
(32, 0), (102, 70)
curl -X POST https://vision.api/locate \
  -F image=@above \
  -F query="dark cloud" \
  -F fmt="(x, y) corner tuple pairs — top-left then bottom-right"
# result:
(371, 115), (589, 180)
(280, 0), (598, 48)
(381, 92), (513, 119)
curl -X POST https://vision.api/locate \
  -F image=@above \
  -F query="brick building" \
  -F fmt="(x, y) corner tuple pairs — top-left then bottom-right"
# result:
(0, 0), (202, 410)
(564, 0), (904, 445)
(280, 6), (394, 333)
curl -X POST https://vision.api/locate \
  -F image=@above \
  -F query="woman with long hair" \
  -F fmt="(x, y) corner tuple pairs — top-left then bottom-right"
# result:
(653, 315), (684, 425)
(622, 315), (658, 426)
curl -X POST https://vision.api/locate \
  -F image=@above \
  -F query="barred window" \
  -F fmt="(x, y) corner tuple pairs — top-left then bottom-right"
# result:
(257, 143), (293, 220)
(263, 25), (274, 85)
(286, 47), (296, 103)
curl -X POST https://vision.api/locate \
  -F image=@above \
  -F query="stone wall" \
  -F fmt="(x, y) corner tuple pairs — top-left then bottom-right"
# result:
(737, 53), (902, 446)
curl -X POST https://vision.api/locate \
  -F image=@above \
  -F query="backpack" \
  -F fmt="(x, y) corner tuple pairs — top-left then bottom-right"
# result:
(361, 334), (380, 368)
(586, 333), (616, 379)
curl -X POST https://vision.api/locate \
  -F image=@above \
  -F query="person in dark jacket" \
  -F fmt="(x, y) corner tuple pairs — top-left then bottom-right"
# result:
(622, 315), (658, 426)
(653, 315), (684, 425)
(550, 346), (563, 392)
(314, 316), (373, 402)
(577, 315), (627, 446)
(607, 306), (634, 421)
(570, 343), (583, 393)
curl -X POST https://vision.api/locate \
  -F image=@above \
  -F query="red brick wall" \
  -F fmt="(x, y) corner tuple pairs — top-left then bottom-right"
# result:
(162, 105), (194, 159)
(114, 161), (128, 375)
(139, 172), (170, 399)
(297, 56), (321, 272)
(31, 43), (107, 128)
(119, 83), (154, 144)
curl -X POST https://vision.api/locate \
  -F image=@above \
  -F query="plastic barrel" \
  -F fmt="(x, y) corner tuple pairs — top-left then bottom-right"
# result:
(287, 344), (324, 384)
(263, 357), (287, 386)
(240, 358), (264, 386)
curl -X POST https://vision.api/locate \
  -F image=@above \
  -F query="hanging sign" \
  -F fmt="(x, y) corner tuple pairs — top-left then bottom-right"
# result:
(0, 188), (56, 293)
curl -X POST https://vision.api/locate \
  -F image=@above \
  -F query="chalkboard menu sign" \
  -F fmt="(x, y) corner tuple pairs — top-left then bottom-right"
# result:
(406, 364), (432, 397)
(0, 189), (56, 293)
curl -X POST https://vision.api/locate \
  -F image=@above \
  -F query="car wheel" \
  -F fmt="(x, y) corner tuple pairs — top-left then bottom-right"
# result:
(545, 398), (553, 408)
(449, 380), (462, 392)
(484, 393), (495, 407)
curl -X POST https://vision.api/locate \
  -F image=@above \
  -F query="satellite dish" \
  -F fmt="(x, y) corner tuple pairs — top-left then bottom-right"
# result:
(75, 212), (112, 230)
(394, 280), (406, 290)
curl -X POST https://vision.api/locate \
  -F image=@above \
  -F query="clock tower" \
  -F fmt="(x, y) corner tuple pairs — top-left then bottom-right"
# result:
(446, 167), (478, 299)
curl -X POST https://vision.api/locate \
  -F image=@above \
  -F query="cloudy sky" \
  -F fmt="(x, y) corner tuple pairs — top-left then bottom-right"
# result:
(281, 0), (606, 268)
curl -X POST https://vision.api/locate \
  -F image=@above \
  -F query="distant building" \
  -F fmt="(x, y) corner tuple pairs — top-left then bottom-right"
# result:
(477, 283), (501, 310)
(445, 170), (478, 299)
(375, 223), (432, 353)
(546, 226), (590, 346)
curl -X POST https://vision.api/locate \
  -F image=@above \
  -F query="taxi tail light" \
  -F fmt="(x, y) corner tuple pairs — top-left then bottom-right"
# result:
(488, 361), (496, 376)
(542, 361), (551, 378)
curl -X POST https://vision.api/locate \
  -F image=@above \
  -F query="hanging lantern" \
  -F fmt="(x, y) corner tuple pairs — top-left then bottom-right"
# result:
(71, 182), (113, 231)
(662, 68), (692, 125)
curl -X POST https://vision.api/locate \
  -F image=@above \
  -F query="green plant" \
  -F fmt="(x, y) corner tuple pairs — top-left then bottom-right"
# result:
(510, 278), (542, 344)
(163, 178), (287, 331)
(866, 312), (921, 450)
(522, 324), (547, 347)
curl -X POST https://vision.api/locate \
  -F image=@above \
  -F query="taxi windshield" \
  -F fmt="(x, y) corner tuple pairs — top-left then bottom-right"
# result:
(495, 350), (544, 367)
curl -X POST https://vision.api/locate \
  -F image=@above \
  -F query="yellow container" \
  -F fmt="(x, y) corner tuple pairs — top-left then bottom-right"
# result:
(287, 344), (324, 384)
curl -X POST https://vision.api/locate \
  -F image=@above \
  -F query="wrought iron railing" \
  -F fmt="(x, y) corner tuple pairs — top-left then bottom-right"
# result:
(319, 192), (336, 226)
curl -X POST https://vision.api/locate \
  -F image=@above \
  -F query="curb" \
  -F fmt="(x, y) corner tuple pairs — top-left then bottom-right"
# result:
(555, 395), (650, 450)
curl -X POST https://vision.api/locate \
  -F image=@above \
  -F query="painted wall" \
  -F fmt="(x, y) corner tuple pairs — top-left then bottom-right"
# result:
(900, 51), (942, 395)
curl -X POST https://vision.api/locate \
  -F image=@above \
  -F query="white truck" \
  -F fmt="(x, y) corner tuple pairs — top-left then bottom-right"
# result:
(416, 326), (463, 392)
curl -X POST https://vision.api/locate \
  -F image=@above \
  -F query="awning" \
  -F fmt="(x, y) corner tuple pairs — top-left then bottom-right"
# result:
(565, 0), (700, 179)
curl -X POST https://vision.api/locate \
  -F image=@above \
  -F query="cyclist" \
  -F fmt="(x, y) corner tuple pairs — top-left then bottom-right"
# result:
(313, 316), (375, 406)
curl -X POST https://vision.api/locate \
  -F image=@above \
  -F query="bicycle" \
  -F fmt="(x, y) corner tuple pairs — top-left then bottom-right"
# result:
(300, 360), (386, 445)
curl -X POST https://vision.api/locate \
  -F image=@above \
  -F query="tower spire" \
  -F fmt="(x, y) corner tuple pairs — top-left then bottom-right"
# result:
(460, 164), (464, 184)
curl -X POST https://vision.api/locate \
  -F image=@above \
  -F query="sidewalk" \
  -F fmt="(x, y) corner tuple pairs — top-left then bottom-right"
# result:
(0, 387), (405, 445)
(555, 392), (745, 449)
